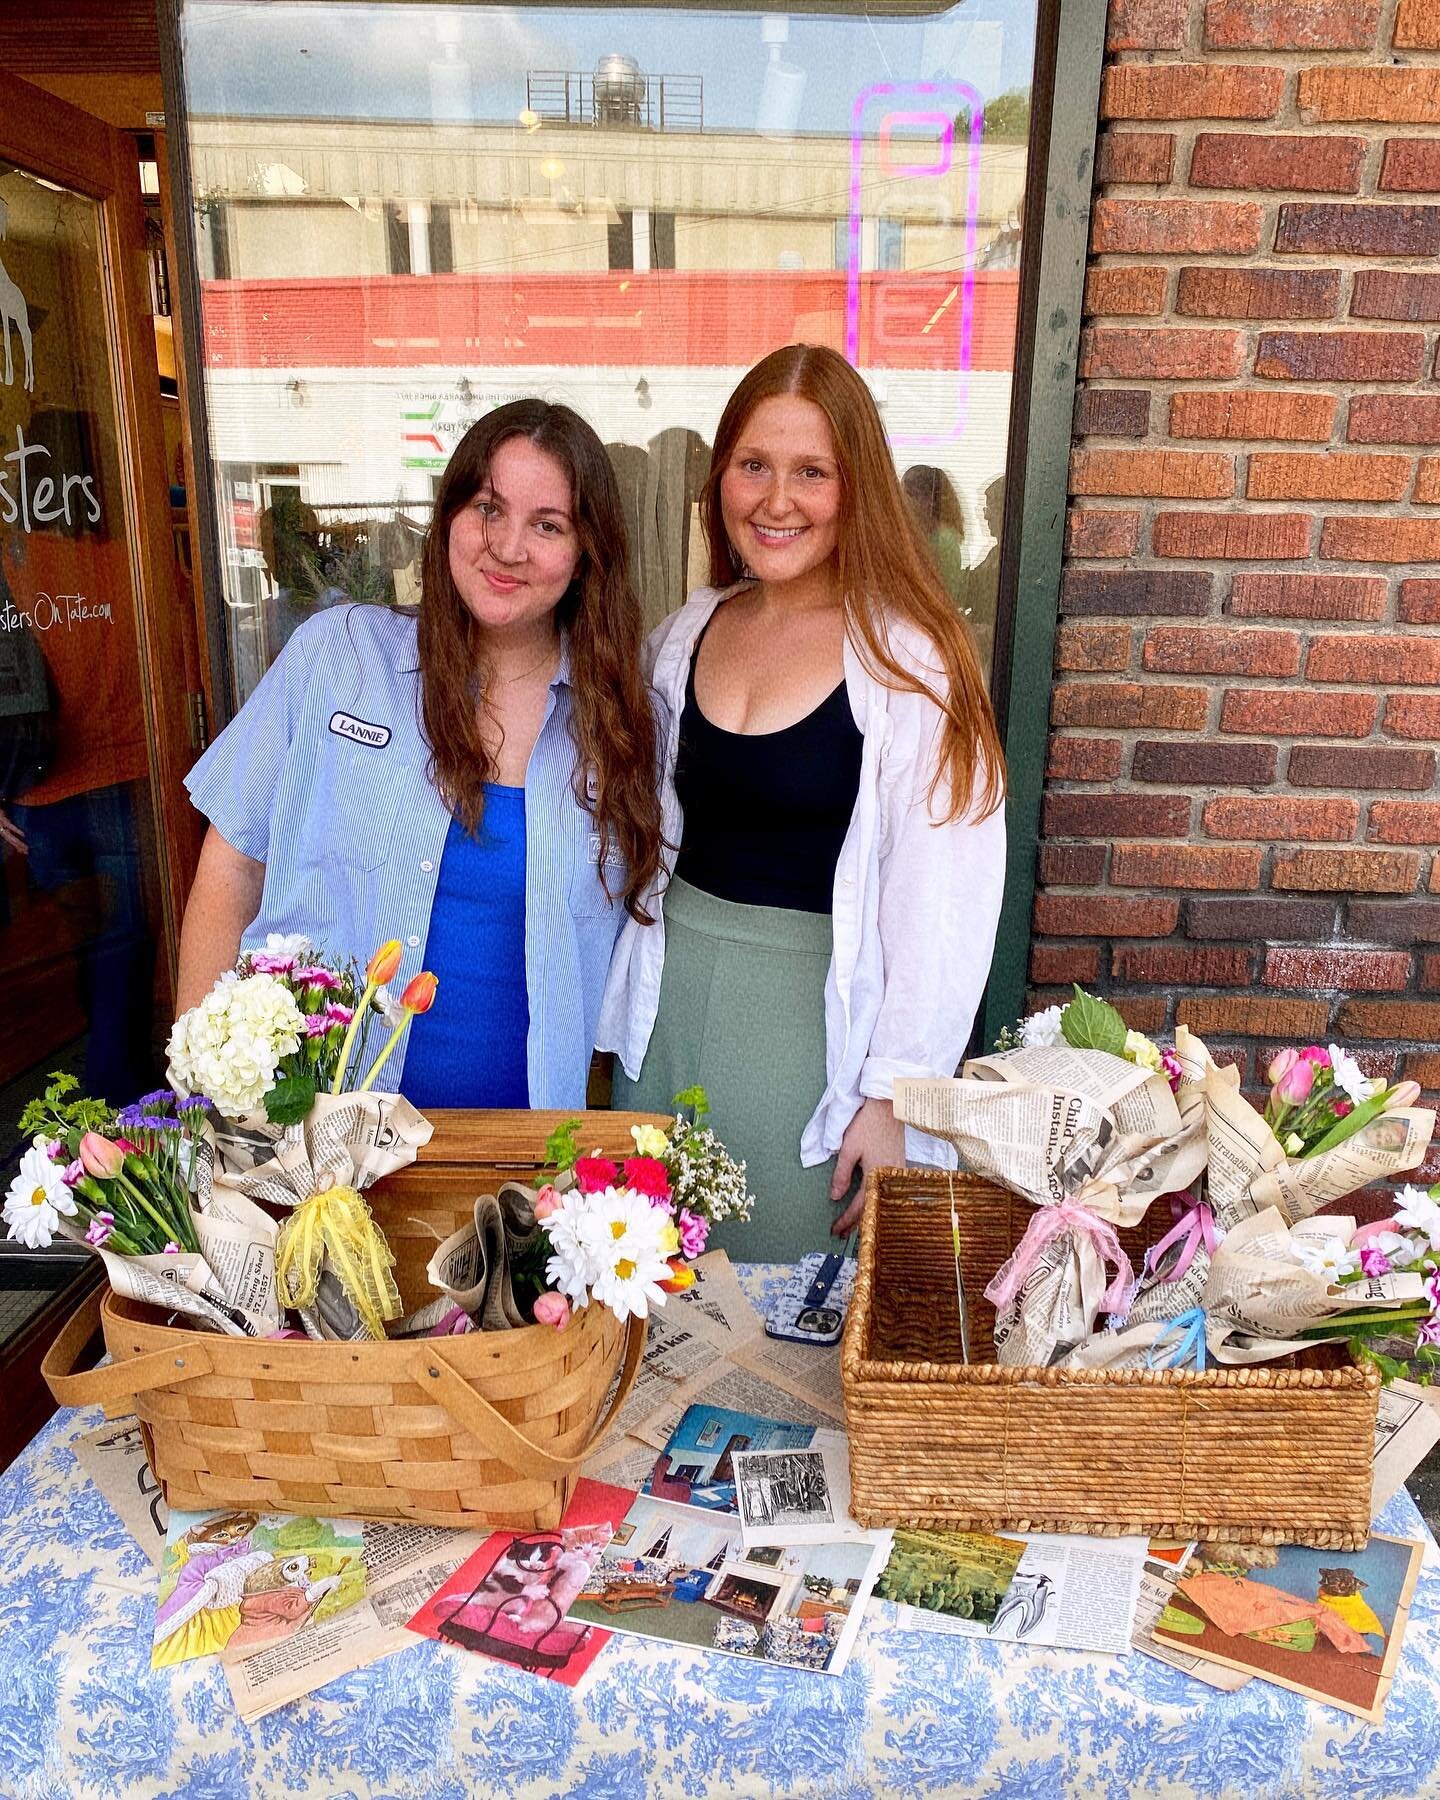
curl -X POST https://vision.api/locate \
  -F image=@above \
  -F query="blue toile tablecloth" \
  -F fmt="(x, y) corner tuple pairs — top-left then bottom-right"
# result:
(3, 1265), (1440, 1798)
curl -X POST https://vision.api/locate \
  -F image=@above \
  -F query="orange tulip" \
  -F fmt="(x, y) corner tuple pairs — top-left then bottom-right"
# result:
(366, 939), (404, 986)
(401, 971), (439, 1015)
(659, 1258), (696, 1294)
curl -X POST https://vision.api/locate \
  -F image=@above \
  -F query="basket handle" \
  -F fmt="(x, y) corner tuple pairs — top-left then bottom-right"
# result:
(41, 1286), (217, 1410)
(417, 1312), (646, 1483)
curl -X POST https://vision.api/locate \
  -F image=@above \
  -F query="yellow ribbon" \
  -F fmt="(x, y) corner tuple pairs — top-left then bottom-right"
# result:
(274, 1184), (402, 1341)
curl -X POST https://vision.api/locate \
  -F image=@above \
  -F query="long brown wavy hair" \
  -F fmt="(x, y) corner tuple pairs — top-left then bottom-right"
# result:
(701, 345), (1006, 823)
(418, 400), (663, 919)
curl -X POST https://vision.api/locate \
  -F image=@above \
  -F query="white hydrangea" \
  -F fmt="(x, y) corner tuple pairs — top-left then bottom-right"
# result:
(1020, 1005), (1063, 1049)
(167, 972), (304, 1116)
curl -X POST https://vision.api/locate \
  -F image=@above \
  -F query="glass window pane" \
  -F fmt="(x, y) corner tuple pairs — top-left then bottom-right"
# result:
(178, 0), (1037, 700)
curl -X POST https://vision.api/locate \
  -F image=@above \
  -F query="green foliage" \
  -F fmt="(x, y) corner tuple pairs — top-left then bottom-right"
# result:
(18, 1071), (114, 1143)
(1350, 1339), (1411, 1386)
(545, 1117), (582, 1175)
(672, 1085), (710, 1123)
(1303, 1091), (1389, 1159)
(265, 1068), (318, 1127)
(1059, 986), (1128, 1057)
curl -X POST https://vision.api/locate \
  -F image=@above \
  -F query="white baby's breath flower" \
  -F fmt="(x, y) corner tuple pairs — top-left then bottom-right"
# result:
(1329, 1044), (1380, 1108)
(3, 1138), (78, 1249)
(1020, 1005), (1063, 1050)
(1395, 1185), (1440, 1252)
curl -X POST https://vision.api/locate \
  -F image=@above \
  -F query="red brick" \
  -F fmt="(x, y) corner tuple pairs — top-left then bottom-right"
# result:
(1153, 511), (1311, 559)
(1348, 900), (1440, 942)
(1220, 687), (1378, 735)
(1084, 265), (1168, 318)
(1299, 68), (1440, 123)
(1337, 1000), (1440, 1038)
(1066, 509), (1142, 559)
(1143, 625), (1301, 676)
(1179, 996), (1330, 1037)
(1108, 0), (1189, 48)
(1075, 389), (1153, 438)
(1370, 802), (1440, 846)
(1321, 516), (1440, 562)
(1133, 739), (1278, 784)
(1229, 573), (1387, 619)
(1204, 795), (1359, 840)
(1105, 995), (1171, 1035)
(1414, 460), (1440, 504)
(1290, 743), (1437, 789)
(1047, 736), (1126, 781)
(1308, 634), (1440, 684)
(1205, 0), (1379, 47)
(1264, 947), (1411, 990)
(1395, 0), (1440, 47)
(1171, 389), (1337, 440)
(1276, 203), (1440, 257)
(1092, 198), (1264, 256)
(1030, 943), (1101, 986)
(1190, 132), (1364, 194)
(1105, 65), (1286, 122)
(1097, 131), (1176, 184)
(1247, 452), (1410, 502)
(1379, 141), (1440, 193)
(1062, 569), (1213, 617)
(1032, 895), (1181, 937)
(1273, 849), (1421, 892)
(1386, 695), (1440, 740)
(1421, 958), (1440, 994)
(1038, 844), (1109, 886)
(1176, 266), (1341, 320)
(1189, 896), (1337, 939)
(1255, 330), (1426, 382)
(1112, 944), (1256, 985)
(1400, 580), (1440, 624)
(1071, 448), (1234, 499)
(1055, 622), (1133, 671)
(1112, 842), (1264, 890)
(1044, 793), (1191, 838)
(1348, 395), (1440, 444)
(1052, 682), (1210, 730)
(1082, 328), (1244, 380)
(1351, 270), (1440, 321)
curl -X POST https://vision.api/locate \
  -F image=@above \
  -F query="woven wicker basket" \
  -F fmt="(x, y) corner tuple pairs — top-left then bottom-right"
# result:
(42, 1110), (661, 1532)
(841, 1167), (1380, 1549)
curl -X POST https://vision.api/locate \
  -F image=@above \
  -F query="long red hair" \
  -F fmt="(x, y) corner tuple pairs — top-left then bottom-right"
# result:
(701, 345), (1005, 822)
(418, 400), (663, 920)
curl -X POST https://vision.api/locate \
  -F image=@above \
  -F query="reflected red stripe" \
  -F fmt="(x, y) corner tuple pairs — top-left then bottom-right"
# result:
(200, 271), (1020, 372)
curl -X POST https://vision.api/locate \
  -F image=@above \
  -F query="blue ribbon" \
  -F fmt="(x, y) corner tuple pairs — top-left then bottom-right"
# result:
(1145, 1307), (1209, 1372)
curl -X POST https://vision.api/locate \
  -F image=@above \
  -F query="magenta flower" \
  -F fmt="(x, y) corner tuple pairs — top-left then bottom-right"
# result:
(84, 1211), (114, 1247)
(1420, 1314), (1440, 1349)
(1359, 1245), (1392, 1278)
(533, 1292), (571, 1330)
(46, 1140), (67, 1163)
(293, 966), (340, 990)
(249, 951), (297, 975)
(1334, 1098), (1354, 1119)
(303, 1013), (332, 1038)
(61, 1159), (84, 1187)
(1300, 1046), (1332, 1068)
(324, 1002), (355, 1026)
(574, 1156), (619, 1195)
(163, 1241), (181, 1256)
(1160, 1048), (1184, 1094)
(677, 1207), (709, 1258)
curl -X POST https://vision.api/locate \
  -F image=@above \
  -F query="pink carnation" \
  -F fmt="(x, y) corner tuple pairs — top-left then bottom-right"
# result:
(324, 1002), (355, 1026)
(1359, 1245), (1392, 1278)
(1300, 1045), (1332, 1068)
(249, 951), (296, 975)
(574, 1156), (619, 1195)
(303, 1013), (331, 1038)
(1159, 1048), (1184, 1095)
(623, 1156), (673, 1203)
(677, 1208), (709, 1258)
(293, 966), (340, 990)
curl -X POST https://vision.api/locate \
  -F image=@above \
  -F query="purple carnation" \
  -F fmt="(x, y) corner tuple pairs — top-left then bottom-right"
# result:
(677, 1208), (709, 1258)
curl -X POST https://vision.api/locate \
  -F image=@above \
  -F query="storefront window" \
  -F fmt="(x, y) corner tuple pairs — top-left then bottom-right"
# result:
(175, 0), (1037, 707)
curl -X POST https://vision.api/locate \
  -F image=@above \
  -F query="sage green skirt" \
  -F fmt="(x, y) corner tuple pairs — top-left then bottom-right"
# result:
(612, 877), (842, 1265)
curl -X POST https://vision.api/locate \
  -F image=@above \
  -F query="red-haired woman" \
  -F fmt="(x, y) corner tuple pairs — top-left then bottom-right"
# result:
(178, 400), (662, 1109)
(601, 345), (1006, 1261)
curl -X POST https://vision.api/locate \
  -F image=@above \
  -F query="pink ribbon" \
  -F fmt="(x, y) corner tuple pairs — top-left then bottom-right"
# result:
(1146, 1198), (1221, 1287)
(984, 1202), (1135, 1315)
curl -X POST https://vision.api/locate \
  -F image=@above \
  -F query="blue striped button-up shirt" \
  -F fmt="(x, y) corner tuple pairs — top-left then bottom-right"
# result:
(185, 604), (625, 1106)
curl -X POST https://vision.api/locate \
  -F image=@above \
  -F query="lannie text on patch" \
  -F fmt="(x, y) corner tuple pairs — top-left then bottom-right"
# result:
(329, 711), (391, 748)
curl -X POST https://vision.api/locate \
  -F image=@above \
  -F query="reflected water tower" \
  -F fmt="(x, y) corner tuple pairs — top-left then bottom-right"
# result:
(594, 54), (646, 127)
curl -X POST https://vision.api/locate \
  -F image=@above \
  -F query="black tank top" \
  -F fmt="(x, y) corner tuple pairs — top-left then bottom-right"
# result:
(673, 626), (864, 914)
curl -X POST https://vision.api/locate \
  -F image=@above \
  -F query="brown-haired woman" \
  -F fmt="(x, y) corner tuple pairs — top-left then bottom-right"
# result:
(178, 399), (662, 1109)
(601, 344), (1006, 1261)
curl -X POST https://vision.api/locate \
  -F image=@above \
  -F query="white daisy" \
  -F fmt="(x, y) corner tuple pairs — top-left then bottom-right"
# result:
(1020, 1005), (1063, 1050)
(543, 1188), (602, 1308)
(1292, 1233), (1359, 1285)
(578, 1186), (678, 1322)
(3, 1137), (79, 1249)
(1395, 1185), (1440, 1252)
(1328, 1044), (1380, 1109)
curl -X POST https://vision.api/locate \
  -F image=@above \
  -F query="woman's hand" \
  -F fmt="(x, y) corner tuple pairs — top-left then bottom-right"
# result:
(829, 1097), (905, 1236)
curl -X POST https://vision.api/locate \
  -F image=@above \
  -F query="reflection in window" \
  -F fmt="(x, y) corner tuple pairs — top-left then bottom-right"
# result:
(177, 1), (1037, 705)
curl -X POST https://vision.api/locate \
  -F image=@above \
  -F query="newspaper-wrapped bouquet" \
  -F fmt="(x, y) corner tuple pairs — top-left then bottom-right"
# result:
(166, 935), (438, 1341)
(895, 988), (1207, 1365)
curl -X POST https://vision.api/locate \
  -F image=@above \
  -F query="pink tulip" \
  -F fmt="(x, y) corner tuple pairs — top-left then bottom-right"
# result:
(533, 1292), (571, 1331)
(1386, 1081), (1422, 1112)
(1267, 1048), (1299, 1087)
(533, 1184), (562, 1221)
(1351, 1217), (1401, 1247)
(79, 1132), (125, 1181)
(1272, 1058), (1314, 1107)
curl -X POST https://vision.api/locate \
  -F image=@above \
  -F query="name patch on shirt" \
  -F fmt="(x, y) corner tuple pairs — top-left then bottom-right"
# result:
(329, 711), (391, 749)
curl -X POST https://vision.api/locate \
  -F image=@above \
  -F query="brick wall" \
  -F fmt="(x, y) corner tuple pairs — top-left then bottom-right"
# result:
(1036, 0), (1440, 1172)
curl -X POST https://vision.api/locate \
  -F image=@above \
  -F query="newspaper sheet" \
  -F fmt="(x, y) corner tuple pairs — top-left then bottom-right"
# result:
(73, 1416), (169, 1566)
(877, 1530), (1148, 1656)
(191, 1165), (282, 1334)
(1372, 1379), (1440, 1518)
(669, 1249), (764, 1350)
(1175, 1026), (1435, 1226)
(96, 1244), (264, 1337)
(223, 1520), (483, 1722)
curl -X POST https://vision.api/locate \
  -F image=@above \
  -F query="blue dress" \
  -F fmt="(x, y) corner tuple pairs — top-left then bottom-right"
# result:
(400, 785), (529, 1107)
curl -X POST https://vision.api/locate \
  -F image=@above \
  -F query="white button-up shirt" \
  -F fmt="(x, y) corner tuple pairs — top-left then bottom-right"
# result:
(598, 582), (1007, 1167)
